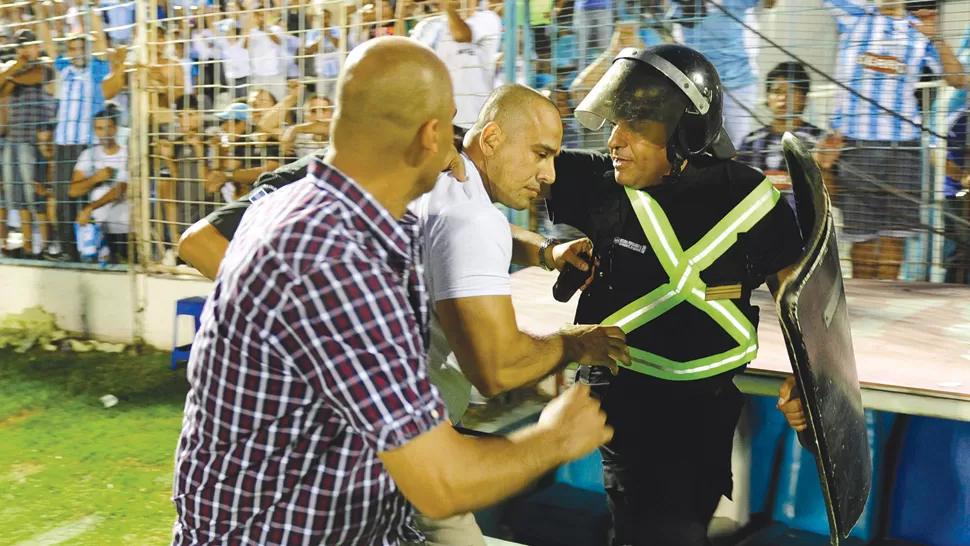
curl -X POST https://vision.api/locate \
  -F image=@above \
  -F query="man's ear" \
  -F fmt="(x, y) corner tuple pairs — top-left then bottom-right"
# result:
(413, 117), (441, 167)
(479, 122), (503, 158)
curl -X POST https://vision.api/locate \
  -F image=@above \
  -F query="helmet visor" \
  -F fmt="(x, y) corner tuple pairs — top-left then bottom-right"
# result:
(575, 57), (690, 144)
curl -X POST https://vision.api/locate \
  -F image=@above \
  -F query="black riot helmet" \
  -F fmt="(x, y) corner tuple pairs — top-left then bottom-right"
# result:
(575, 44), (735, 175)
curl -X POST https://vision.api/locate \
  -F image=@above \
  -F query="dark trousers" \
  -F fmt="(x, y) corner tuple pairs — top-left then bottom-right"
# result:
(944, 194), (970, 284)
(106, 233), (132, 263)
(586, 369), (744, 546)
(53, 144), (88, 258)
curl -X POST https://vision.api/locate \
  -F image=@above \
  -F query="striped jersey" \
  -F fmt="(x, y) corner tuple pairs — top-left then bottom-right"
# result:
(737, 122), (826, 186)
(826, 0), (942, 141)
(54, 57), (111, 146)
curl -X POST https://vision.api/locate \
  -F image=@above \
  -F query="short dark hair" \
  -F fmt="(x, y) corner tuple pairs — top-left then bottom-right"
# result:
(766, 62), (811, 97)
(174, 95), (201, 112)
(94, 102), (121, 126)
(36, 122), (55, 134)
(304, 94), (332, 106)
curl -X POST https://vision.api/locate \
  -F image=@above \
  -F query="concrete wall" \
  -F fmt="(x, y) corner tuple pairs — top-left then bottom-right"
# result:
(0, 264), (212, 349)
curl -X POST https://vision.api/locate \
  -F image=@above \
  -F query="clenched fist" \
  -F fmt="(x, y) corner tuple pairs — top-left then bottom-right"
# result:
(560, 324), (630, 373)
(538, 383), (614, 463)
(778, 376), (807, 432)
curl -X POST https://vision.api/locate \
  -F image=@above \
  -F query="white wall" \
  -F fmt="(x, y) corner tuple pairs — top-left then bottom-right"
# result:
(0, 264), (212, 348)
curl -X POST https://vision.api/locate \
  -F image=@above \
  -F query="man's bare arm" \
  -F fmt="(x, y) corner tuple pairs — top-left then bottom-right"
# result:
(379, 384), (612, 520)
(178, 220), (229, 280)
(436, 294), (625, 397)
(509, 223), (592, 272)
(445, 1), (473, 42)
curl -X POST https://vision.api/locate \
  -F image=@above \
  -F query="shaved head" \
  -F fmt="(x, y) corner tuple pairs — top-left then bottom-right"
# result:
(471, 84), (560, 138)
(465, 84), (563, 210)
(332, 37), (453, 157)
(325, 36), (456, 215)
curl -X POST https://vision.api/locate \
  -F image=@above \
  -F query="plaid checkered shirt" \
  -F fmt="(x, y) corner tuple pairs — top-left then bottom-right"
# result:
(172, 161), (448, 545)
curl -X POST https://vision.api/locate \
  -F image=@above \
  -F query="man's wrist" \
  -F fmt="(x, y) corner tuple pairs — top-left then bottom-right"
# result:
(537, 238), (559, 271)
(510, 423), (568, 467)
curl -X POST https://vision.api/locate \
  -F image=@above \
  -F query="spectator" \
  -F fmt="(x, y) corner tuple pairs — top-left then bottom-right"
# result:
(671, 0), (775, 147)
(805, 0), (967, 279)
(520, 0), (554, 76)
(571, 0), (612, 69)
(737, 62), (827, 205)
(541, 85), (581, 148)
(305, 6), (341, 99)
(189, 5), (225, 107)
(69, 103), (130, 262)
(156, 95), (214, 250)
(98, 0), (136, 45)
(205, 101), (281, 202)
(35, 0), (111, 260)
(214, 2), (254, 99)
(0, 28), (55, 258)
(943, 111), (970, 284)
(247, 82), (301, 140)
(142, 23), (186, 129)
(32, 124), (57, 258)
(280, 94), (333, 159)
(244, 1), (288, 101)
(409, 0), (503, 129)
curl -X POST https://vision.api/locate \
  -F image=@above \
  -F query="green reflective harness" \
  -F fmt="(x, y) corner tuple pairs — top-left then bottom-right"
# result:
(603, 178), (780, 381)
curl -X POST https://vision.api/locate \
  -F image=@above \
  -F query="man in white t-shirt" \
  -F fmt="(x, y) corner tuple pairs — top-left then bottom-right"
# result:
(246, 6), (288, 100)
(69, 104), (131, 261)
(407, 84), (630, 545)
(410, 0), (502, 129)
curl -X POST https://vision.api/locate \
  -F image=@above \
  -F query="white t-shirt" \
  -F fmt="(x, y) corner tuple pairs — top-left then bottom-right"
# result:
(410, 154), (512, 421)
(75, 144), (130, 235)
(215, 35), (251, 81)
(249, 26), (287, 77)
(411, 10), (502, 129)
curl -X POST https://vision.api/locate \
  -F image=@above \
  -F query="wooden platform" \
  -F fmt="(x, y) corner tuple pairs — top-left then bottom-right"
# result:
(510, 267), (970, 421)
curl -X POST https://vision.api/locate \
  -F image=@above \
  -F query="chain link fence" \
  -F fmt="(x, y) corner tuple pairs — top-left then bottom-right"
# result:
(0, 0), (968, 282)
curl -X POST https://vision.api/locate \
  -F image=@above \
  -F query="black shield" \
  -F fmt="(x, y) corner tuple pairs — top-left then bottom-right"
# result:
(777, 133), (872, 544)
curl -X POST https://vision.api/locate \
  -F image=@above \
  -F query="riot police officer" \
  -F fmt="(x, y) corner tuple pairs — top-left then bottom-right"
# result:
(519, 44), (806, 545)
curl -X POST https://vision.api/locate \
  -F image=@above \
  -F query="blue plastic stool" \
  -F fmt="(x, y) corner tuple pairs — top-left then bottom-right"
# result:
(171, 296), (207, 370)
(880, 417), (970, 546)
(748, 394), (792, 515)
(740, 410), (895, 545)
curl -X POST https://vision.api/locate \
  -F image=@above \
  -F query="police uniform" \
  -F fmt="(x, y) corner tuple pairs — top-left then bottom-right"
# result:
(548, 45), (804, 545)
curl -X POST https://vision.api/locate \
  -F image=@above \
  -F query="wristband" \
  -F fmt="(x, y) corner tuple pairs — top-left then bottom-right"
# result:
(538, 238), (560, 271)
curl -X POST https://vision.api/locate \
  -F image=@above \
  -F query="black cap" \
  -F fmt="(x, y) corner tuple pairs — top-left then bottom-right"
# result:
(14, 29), (37, 47)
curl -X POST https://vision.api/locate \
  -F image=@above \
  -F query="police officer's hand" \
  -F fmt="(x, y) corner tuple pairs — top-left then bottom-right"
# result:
(560, 324), (630, 373)
(778, 376), (808, 432)
(538, 383), (613, 462)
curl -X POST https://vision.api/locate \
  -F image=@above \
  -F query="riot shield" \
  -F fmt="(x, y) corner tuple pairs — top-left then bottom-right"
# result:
(776, 133), (871, 544)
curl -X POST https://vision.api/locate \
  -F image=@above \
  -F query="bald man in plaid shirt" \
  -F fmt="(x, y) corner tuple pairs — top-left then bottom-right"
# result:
(172, 37), (613, 546)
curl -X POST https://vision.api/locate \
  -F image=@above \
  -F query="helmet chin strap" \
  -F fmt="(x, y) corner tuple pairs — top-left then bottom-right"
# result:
(666, 141), (685, 180)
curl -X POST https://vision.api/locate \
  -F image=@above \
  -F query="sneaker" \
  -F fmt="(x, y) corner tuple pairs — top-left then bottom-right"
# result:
(44, 251), (74, 262)
(2, 247), (25, 259)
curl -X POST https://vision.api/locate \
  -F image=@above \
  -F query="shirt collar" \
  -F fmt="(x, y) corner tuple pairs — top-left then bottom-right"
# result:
(307, 159), (417, 261)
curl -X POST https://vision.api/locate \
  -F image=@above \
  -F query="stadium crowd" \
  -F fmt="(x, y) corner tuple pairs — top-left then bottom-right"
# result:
(0, 0), (967, 282)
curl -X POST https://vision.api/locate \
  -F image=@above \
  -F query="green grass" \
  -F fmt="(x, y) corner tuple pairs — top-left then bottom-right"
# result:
(0, 348), (189, 545)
